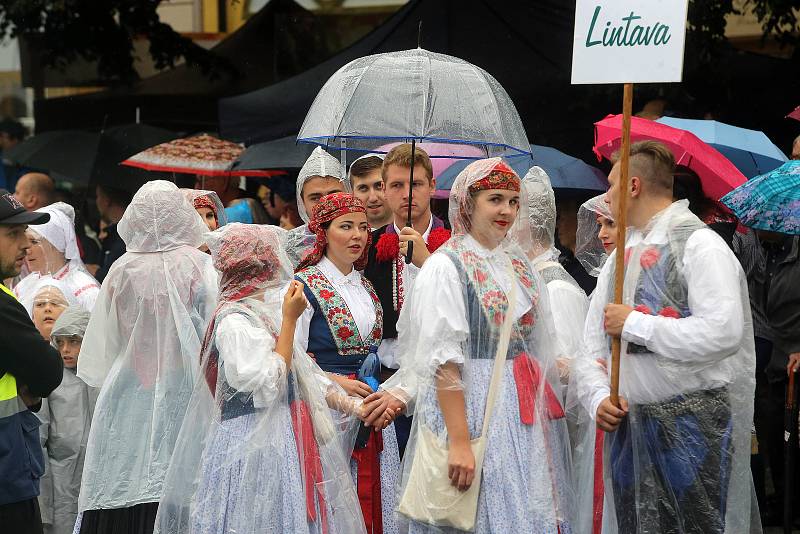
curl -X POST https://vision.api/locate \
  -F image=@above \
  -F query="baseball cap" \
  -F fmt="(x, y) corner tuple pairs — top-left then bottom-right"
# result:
(0, 189), (50, 225)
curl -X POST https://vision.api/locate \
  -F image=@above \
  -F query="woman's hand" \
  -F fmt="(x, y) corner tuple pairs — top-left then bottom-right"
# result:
(329, 373), (373, 398)
(282, 281), (308, 321)
(448, 440), (475, 491)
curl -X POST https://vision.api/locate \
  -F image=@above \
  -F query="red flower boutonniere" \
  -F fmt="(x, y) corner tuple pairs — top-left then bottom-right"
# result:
(658, 306), (681, 319)
(376, 233), (400, 262)
(336, 326), (354, 341)
(427, 228), (451, 252)
(639, 247), (661, 269)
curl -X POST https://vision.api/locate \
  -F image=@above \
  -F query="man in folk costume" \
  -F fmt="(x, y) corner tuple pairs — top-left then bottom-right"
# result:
(573, 141), (759, 533)
(362, 144), (451, 456)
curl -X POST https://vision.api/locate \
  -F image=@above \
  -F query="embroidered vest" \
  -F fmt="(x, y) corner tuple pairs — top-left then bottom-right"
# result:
(439, 239), (538, 359)
(625, 219), (702, 354)
(296, 267), (383, 376)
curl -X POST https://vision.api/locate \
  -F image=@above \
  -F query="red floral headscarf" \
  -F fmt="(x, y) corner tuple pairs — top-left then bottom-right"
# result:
(212, 224), (284, 302)
(296, 192), (371, 271)
(193, 195), (219, 226)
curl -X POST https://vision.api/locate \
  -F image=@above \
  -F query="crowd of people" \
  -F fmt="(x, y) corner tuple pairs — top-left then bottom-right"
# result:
(0, 135), (797, 534)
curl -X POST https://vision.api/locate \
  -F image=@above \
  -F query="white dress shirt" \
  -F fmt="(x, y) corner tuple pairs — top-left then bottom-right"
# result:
(293, 255), (377, 352)
(377, 215), (434, 369)
(577, 202), (752, 419)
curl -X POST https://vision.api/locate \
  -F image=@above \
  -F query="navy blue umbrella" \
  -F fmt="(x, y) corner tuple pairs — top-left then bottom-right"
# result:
(435, 144), (608, 194)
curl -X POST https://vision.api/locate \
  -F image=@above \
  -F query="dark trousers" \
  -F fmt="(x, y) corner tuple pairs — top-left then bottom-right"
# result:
(608, 388), (733, 534)
(0, 498), (43, 534)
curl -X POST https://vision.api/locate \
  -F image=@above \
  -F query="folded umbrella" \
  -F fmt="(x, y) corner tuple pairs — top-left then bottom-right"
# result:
(594, 114), (747, 200)
(656, 117), (787, 178)
(720, 160), (800, 235)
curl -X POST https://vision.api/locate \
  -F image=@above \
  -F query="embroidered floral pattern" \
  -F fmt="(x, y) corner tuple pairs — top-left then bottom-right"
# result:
(297, 268), (383, 355)
(448, 247), (538, 337)
(639, 247), (661, 269)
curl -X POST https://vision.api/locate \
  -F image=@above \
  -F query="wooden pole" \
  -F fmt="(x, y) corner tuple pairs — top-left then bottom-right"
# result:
(609, 82), (634, 409)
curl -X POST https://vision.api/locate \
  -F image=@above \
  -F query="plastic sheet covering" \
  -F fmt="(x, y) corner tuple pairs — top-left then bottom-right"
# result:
(296, 147), (348, 224)
(181, 189), (228, 227)
(21, 276), (77, 319)
(391, 158), (574, 532)
(14, 202), (100, 312)
(510, 166), (588, 366)
(575, 194), (614, 278)
(568, 200), (760, 533)
(38, 307), (97, 534)
(77, 181), (218, 512)
(154, 223), (365, 534)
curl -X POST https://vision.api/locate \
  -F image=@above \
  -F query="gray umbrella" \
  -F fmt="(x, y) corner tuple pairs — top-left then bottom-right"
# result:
(230, 135), (314, 171)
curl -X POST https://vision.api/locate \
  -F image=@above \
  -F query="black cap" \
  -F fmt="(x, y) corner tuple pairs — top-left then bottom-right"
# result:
(0, 189), (50, 225)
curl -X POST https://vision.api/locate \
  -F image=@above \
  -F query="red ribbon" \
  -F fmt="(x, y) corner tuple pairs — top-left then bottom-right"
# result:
(290, 399), (329, 534)
(592, 428), (605, 534)
(512, 354), (566, 425)
(352, 431), (384, 534)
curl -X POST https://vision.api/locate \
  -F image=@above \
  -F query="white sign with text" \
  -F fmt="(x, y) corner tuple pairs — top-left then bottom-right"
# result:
(571, 0), (689, 84)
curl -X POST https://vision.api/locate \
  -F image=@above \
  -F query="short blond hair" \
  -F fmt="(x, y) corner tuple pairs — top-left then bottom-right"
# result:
(612, 140), (675, 191)
(382, 143), (433, 183)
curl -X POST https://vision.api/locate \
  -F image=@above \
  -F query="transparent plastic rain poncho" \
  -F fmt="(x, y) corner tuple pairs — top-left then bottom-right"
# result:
(37, 306), (98, 534)
(181, 188), (229, 227)
(154, 223), (365, 534)
(568, 200), (759, 533)
(77, 180), (219, 513)
(510, 166), (588, 364)
(14, 202), (100, 312)
(286, 147), (349, 268)
(388, 158), (574, 532)
(21, 276), (77, 320)
(575, 194), (614, 278)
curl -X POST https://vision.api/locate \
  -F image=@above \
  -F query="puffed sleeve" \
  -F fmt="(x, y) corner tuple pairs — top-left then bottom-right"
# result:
(216, 313), (287, 408)
(400, 252), (469, 371)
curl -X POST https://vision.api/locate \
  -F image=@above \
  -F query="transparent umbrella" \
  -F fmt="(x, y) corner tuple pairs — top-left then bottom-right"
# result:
(297, 48), (531, 161)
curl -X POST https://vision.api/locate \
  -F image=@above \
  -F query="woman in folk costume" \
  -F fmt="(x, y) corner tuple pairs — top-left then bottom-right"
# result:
(565, 193), (618, 534)
(15, 202), (100, 311)
(75, 181), (218, 534)
(293, 192), (402, 534)
(286, 147), (349, 268)
(510, 166), (588, 373)
(394, 159), (574, 534)
(574, 194), (617, 281)
(36, 307), (98, 534)
(154, 223), (365, 534)
(181, 189), (227, 232)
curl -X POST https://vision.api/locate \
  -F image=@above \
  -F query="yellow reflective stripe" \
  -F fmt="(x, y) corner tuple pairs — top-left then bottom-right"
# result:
(0, 373), (17, 402)
(0, 283), (16, 301)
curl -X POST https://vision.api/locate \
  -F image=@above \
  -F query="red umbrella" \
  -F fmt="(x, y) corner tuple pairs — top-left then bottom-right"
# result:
(787, 106), (800, 122)
(122, 133), (279, 177)
(593, 114), (747, 200)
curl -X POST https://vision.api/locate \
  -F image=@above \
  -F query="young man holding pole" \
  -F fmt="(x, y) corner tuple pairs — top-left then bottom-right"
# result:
(573, 141), (759, 532)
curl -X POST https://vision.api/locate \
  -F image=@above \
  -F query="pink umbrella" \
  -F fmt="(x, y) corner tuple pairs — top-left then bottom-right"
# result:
(787, 106), (800, 122)
(593, 114), (747, 200)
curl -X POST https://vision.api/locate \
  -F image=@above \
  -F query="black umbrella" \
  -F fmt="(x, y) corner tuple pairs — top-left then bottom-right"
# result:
(230, 135), (315, 172)
(784, 369), (799, 534)
(4, 130), (101, 182)
(90, 124), (178, 193)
